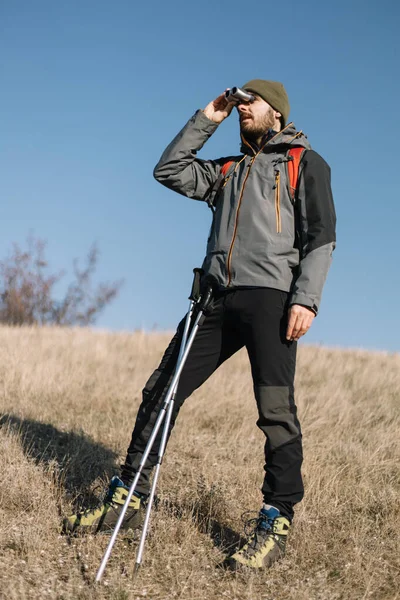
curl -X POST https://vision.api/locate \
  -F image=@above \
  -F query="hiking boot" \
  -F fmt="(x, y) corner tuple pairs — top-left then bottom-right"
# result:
(225, 505), (290, 570)
(63, 476), (144, 535)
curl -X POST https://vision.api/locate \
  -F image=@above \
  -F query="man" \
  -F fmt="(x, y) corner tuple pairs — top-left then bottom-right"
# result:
(65, 80), (336, 570)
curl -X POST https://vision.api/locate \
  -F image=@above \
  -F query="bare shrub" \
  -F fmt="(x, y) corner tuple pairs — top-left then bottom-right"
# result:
(0, 235), (123, 326)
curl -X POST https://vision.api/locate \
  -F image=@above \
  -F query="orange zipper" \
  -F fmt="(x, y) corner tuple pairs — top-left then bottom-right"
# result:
(226, 157), (255, 285)
(275, 170), (281, 233)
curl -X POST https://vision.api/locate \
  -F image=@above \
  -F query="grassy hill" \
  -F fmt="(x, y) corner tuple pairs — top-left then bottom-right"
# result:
(0, 327), (399, 600)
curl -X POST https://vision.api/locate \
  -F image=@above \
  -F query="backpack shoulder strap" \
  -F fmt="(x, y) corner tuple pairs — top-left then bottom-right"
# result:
(287, 147), (306, 201)
(206, 159), (236, 211)
(221, 160), (235, 178)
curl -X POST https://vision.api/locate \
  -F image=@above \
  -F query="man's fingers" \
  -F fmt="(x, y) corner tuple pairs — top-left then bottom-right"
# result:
(292, 319), (307, 341)
(216, 93), (234, 113)
(204, 91), (235, 123)
(286, 310), (297, 340)
(286, 305), (315, 341)
(290, 315), (303, 340)
(215, 92), (228, 105)
(224, 101), (235, 116)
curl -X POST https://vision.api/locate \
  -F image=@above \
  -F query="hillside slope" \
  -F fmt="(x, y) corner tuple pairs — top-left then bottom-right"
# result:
(0, 327), (399, 600)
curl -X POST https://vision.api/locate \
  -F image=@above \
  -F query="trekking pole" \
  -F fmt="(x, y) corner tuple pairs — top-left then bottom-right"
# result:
(96, 270), (213, 582)
(133, 272), (213, 573)
(133, 311), (194, 571)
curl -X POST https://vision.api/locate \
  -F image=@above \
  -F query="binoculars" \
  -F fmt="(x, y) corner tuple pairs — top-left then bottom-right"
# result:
(225, 87), (255, 104)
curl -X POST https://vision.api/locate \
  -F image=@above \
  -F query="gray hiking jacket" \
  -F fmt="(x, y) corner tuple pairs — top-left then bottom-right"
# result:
(154, 110), (336, 313)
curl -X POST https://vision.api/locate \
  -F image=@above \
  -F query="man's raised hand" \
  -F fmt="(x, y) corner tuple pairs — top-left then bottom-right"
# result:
(203, 91), (235, 124)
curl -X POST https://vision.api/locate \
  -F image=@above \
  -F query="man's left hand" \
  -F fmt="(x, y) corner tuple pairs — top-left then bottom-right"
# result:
(286, 304), (315, 341)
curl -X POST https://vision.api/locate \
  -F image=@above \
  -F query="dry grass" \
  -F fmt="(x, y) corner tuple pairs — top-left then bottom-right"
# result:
(0, 325), (399, 600)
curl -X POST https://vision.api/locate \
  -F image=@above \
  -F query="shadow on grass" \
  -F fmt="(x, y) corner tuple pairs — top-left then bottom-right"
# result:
(0, 413), (118, 507)
(200, 518), (245, 555)
(158, 496), (246, 555)
(0, 413), (245, 556)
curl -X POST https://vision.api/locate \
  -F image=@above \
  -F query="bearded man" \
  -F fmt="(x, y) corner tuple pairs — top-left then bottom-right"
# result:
(65, 80), (336, 571)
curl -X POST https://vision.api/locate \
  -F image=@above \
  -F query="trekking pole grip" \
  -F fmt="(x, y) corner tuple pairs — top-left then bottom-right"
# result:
(199, 284), (213, 314)
(189, 268), (204, 302)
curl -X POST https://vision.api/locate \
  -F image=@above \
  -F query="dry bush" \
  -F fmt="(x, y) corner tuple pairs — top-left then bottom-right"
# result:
(0, 236), (122, 326)
(0, 326), (399, 599)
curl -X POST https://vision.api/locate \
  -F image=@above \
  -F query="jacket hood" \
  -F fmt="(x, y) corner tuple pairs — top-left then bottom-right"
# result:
(240, 122), (311, 155)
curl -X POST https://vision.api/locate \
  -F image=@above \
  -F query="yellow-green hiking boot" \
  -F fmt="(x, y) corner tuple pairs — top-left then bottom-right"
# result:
(63, 476), (144, 535)
(225, 505), (290, 570)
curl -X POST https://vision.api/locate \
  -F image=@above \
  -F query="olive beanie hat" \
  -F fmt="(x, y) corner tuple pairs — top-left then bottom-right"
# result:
(242, 79), (290, 126)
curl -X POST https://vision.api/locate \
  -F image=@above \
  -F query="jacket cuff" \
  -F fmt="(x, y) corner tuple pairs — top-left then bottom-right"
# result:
(289, 293), (318, 315)
(194, 109), (220, 133)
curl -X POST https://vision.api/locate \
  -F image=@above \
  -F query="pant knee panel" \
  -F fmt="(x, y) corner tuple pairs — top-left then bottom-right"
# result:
(255, 385), (300, 450)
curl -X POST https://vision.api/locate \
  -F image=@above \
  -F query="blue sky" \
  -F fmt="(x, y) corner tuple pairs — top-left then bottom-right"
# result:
(1, 0), (399, 351)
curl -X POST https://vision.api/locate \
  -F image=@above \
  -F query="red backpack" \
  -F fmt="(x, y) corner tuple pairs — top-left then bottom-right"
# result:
(220, 147), (305, 201)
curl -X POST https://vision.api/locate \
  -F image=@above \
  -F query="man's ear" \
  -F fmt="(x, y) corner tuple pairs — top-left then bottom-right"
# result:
(274, 110), (282, 119)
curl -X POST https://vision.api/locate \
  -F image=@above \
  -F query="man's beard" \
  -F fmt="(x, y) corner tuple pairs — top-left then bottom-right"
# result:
(240, 107), (276, 140)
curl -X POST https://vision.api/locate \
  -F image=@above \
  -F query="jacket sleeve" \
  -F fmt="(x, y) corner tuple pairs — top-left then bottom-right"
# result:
(153, 110), (222, 200)
(290, 150), (336, 314)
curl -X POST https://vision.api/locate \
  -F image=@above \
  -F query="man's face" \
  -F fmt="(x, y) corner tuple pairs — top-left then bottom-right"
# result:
(237, 94), (278, 137)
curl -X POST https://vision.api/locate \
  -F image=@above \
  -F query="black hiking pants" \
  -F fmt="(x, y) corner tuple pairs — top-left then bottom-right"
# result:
(121, 288), (303, 520)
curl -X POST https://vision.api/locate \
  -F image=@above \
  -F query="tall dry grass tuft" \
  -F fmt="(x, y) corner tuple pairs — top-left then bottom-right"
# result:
(0, 326), (399, 599)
